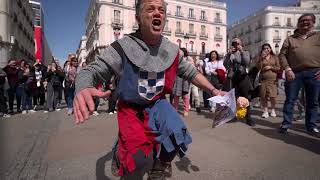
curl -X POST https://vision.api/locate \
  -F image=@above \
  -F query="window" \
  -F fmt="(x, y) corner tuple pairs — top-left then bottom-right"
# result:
(176, 6), (181, 16)
(274, 30), (280, 37)
(189, 23), (194, 34)
(274, 17), (280, 26)
(201, 25), (206, 35)
(216, 27), (221, 35)
(176, 21), (181, 32)
(287, 18), (292, 26)
(112, 0), (121, 4)
(201, 42), (206, 54)
(114, 10), (121, 22)
(165, 20), (169, 31)
(200, 11), (206, 20)
(286, 31), (291, 37)
(188, 8), (194, 18)
(190, 41), (194, 52)
(215, 13), (221, 22)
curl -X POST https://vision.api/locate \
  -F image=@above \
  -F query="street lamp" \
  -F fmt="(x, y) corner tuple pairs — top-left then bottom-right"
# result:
(275, 43), (279, 54)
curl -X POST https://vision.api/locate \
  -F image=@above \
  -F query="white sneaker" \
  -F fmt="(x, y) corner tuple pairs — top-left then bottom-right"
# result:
(3, 114), (11, 118)
(29, 110), (36, 113)
(109, 112), (114, 115)
(43, 110), (49, 113)
(270, 109), (277, 117)
(67, 109), (73, 116)
(55, 108), (61, 112)
(22, 110), (27, 114)
(93, 111), (99, 116)
(262, 111), (269, 118)
(114, 111), (117, 114)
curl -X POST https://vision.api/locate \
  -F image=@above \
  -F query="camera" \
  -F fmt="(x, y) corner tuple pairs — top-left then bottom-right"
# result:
(231, 41), (238, 48)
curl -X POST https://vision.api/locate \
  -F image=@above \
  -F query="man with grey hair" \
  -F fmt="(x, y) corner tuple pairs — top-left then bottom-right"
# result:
(279, 13), (320, 137)
(224, 38), (255, 126)
(73, 0), (225, 179)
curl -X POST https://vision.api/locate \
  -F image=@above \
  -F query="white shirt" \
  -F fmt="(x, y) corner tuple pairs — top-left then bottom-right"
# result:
(205, 60), (226, 75)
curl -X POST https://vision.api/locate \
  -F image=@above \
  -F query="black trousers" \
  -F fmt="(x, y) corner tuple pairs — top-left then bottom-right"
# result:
(7, 86), (21, 111)
(0, 87), (8, 113)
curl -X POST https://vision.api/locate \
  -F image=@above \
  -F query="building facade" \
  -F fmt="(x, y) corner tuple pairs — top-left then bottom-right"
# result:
(0, 0), (35, 67)
(228, 0), (320, 58)
(29, 0), (52, 65)
(85, 0), (227, 62)
(76, 35), (88, 66)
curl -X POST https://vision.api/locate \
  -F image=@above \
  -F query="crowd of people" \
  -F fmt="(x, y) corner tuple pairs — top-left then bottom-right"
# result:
(0, 53), (118, 118)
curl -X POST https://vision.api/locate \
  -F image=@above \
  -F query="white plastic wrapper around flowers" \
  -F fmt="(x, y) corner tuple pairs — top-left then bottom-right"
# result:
(208, 89), (236, 127)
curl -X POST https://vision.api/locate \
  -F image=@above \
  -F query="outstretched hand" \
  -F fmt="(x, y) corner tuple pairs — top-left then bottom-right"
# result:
(74, 88), (111, 124)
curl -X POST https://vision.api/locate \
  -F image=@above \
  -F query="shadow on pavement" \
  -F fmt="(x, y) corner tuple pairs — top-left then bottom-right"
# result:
(253, 127), (320, 154)
(174, 156), (200, 174)
(96, 151), (113, 180)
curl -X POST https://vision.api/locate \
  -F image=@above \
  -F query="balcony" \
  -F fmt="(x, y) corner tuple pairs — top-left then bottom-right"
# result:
(188, 50), (197, 56)
(273, 36), (281, 43)
(175, 30), (184, 37)
(199, 16), (207, 21)
(112, 0), (123, 4)
(214, 34), (223, 42)
(286, 23), (293, 27)
(188, 15), (196, 20)
(255, 24), (262, 30)
(111, 18), (123, 29)
(199, 33), (208, 40)
(214, 18), (222, 23)
(272, 22), (281, 27)
(186, 32), (196, 39)
(162, 28), (171, 36)
(175, 12), (184, 17)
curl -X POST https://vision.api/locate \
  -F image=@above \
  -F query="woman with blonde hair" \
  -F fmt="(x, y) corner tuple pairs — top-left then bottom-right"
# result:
(256, 43), (280, 118)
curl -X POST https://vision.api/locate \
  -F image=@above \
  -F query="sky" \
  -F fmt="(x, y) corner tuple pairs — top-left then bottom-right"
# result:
(42, 0), (298, 62)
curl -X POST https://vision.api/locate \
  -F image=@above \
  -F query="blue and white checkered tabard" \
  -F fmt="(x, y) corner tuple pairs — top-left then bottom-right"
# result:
(138, 70), (165, 100)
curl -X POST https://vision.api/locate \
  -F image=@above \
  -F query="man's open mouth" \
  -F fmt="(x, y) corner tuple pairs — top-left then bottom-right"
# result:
(152, 19), (162, 30)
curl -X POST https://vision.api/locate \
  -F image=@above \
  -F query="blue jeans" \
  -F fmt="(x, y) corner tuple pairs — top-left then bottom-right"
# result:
(66, 87), (75, 109)
(282, 69), (320, 130)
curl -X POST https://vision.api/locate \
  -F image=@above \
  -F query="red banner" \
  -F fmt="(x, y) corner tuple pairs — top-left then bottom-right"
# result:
(34, 27), (42, 63)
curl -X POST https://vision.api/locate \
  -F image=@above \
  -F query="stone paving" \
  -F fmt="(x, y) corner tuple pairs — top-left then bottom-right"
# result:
(0, 96), (320, 180)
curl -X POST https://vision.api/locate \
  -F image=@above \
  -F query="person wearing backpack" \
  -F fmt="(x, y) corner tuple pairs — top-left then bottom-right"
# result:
(44, 62), (65, 113)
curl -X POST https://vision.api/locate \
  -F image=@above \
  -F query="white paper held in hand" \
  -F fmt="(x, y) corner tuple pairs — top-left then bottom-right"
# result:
(208, 89), (236, 127)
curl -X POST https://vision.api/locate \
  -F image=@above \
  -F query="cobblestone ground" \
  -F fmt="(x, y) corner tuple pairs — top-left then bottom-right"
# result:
(0, 93), (320, 180)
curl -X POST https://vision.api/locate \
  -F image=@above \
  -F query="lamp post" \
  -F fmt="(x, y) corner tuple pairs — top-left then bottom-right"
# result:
(275, 43), (279, 54)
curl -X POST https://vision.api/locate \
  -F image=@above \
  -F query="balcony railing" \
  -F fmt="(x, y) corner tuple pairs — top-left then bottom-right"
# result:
(199, 16), (207, 21)
(286, 23), (293, 27)
(111, 18), (123, 29)
(214, 18), (222, 23)
(214, 34), (223, 41)
(186, 32), (196, 39)
(162, 28), (171, 36)
(255, 24), (262, 30)
(273, 36), (281, 42)
(272, 22), (281, 26)
(246, 29), (252, 34)
(199, 33), (208, 40)
(175, 12), (184, 17)
(112, 0), (123, 4)
(175, 30), (184, 37)
(188, 50), (197, 56)
(188, 15), (196, 20)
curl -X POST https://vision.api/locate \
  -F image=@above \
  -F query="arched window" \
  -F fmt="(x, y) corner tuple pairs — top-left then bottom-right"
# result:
(201, 42), (206, 54)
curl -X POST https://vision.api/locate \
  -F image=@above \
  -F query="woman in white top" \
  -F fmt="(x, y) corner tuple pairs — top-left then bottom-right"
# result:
(204, 50), (226, 89)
